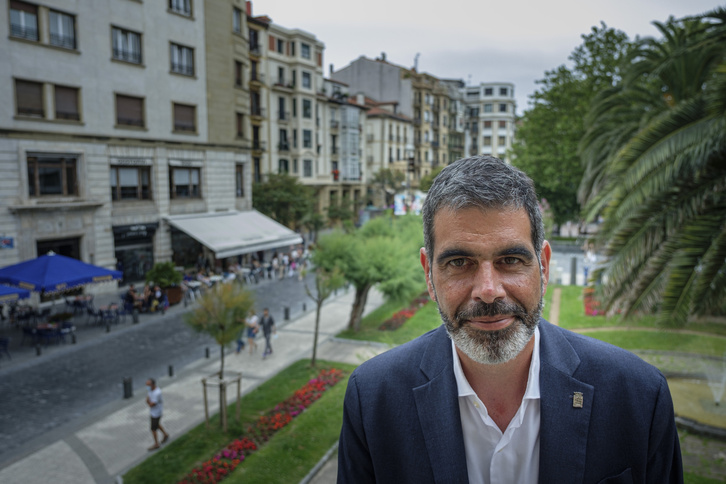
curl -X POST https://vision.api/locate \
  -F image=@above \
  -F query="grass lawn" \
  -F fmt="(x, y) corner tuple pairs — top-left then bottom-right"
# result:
(123, 360), (355, 484)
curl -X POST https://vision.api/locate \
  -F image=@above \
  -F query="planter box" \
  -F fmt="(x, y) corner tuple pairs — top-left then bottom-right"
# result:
(166, 286), (183, 306)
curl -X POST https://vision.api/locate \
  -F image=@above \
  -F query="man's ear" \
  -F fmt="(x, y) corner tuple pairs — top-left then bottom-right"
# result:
(540, 240), (552, 295)
(420, 247), (436, 301)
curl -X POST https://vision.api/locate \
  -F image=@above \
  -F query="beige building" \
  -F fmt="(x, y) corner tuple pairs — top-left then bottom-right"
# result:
(0, 0), (300, 288)
(464, 82), (517, 162)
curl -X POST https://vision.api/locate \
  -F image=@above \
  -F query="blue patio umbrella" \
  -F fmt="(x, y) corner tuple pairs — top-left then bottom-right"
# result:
(0, 284), (30, 303)
(0, 252), (122, 293)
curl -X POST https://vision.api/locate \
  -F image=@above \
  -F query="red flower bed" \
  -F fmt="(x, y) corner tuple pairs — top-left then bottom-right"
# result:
(179, 368), (345, 484)
(379, 292), (430, 331)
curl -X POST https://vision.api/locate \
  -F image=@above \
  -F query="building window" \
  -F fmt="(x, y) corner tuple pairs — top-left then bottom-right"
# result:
(277, 67), (285, 85)
(27, 154), (77, 197)
(279, 129), (289, 150)
(9, 1), (38, 41)
(234, 60), (243, 86)
(483, 120), (492, 129)
(169, 0), (192, 16)
(498, 136), (506, 145)
(112, 27), (142, 64)
(301, 42), (310, 59)
(278, 159), (289, 174)
(54, 85), (80, 121)
(483, 104), (493, 113)
(232, 7), (241, 33)
(499, 103), (507, 113)
(236, 112), (244, 138)
(303, 129), (312, 148)
(173, 103), (196, 132)
(303, 159), (312, 177)
(170, 43), (194, 76)
(484, 87), (493, 96)
(169, 167), (200, 198)
(235, 164), (244, 197)
(277, 39), (284, 54)
(499, 120), (506, 129)
(500, 87), (508, 96)
(49, 10), (76, 49)
(15, 79), (44, 117)
(249, 28), (259, 53)
(483, 136), (492, 146)
(293, 159), (298, 173)
(302, 99), (312, 119)
(116, 94), (144, 128)
(302, 71), (311, 89)
(110, 166), (151, 201)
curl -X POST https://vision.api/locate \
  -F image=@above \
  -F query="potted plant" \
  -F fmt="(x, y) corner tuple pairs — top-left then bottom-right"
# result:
(145, 261), (183, 306)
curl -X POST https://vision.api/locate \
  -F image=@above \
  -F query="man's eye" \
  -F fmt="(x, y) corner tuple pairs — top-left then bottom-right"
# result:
(448, 258), (467, 267)
(501, 257), (521, 265)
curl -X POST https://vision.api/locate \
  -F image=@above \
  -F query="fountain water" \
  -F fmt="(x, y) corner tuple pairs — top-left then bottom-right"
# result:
(704, 351), (726, 406)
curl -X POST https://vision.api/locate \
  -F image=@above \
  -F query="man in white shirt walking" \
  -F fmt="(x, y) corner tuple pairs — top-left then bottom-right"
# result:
(145, 377), (169, 451)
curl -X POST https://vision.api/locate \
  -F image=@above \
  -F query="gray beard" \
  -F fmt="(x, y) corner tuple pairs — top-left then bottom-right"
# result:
(436, 292), (543, 365)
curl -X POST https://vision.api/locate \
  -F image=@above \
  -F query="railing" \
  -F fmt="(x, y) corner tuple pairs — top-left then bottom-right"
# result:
(250, 107), (265, 117)
(252, 140), (266, 151)
(330, 120), (339, 129)
(278, 143), (290, 151)
(250, 73), (265, 83)
(172, 63), (194, 76)
(278, 111), (290, 121)
(50, 33), (75, 49)
(174, 123), (195, 132)
(56, 110), (80, 121)
(18, 108), (44, 117)
(10, 24), (38, 41)
(118, 117), (144, 127)
(113, 49), (142, 64)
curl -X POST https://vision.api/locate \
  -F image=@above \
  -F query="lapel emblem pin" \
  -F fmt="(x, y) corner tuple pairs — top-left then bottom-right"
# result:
(572, 392), (584, 408)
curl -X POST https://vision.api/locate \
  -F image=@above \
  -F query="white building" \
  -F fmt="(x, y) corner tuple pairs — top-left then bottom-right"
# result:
(464, 82), (517, 162)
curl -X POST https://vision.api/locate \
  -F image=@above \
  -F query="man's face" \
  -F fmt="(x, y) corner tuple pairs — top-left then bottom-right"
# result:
(420, 206), (551, 365)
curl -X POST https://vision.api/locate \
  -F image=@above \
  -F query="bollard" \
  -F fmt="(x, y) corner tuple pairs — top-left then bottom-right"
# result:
(168, 365), (174, 377)
(132, 309), (139, 324)
(570, 256), (577, 286)
(71, 333), (77, 344)
(205, 347), (210, 358)
(106, 324), (111, 333)
(123, 377), (133, 399)
(35, 344), (42, 356)
(284, 306), (290, 320)
(303, 303), (306, 312)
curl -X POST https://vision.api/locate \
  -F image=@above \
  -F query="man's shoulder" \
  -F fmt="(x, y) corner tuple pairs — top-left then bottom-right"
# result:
(350, 326), (448, 386)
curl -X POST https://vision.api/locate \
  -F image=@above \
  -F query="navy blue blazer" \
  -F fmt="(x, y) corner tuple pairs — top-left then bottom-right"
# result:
(338, 320), (683, 483)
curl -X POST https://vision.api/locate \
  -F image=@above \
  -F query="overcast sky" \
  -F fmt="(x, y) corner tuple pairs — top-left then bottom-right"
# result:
(253, 0), (721, 115)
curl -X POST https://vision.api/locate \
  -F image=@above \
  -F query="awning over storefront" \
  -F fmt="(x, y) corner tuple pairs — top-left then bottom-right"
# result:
(164, 210), (302, 259)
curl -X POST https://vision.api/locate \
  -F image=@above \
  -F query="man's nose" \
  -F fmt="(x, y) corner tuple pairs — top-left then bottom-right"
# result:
(471, 262), (506, 304)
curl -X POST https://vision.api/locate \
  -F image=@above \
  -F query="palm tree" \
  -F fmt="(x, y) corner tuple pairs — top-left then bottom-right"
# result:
(579, 8), (726, 326)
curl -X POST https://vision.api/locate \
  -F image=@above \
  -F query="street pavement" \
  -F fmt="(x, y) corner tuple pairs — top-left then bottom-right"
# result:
(0, 277), (388, 483)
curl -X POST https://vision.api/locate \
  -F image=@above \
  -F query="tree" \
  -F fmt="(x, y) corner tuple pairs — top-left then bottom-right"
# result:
(314, 215), (425, 331)
(511, 23), (633, 227)
(579, 9), (726, 326)
(327, 196), (355, 228)
(419, 165), (444, 192)
(185, 283), (254, 377)
(370, 168), (405, 207)
(252, 173), (315, 230)
(303, 265), (345, 366)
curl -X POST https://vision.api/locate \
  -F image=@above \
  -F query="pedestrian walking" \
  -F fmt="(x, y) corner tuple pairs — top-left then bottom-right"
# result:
(145, 378), (169, 451)
(259, 307), (276, 358)
(245, 309), (259, 355)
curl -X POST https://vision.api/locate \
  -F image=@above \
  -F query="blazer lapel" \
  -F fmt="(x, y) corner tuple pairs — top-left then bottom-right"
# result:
(413, 327), (469, 483)
(538, 321), (593, 483)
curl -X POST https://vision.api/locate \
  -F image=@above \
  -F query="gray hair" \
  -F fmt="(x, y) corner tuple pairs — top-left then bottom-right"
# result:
(422, 156), (545, 260)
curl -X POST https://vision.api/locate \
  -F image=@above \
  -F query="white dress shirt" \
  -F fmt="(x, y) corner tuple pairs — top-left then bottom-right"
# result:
(452, 327), (541, 484)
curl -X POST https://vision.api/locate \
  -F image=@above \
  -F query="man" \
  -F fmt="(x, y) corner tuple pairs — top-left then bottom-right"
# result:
(337, 156), (682, 483)
(259, 307), (276, 359)
(145, 377), (169, 451)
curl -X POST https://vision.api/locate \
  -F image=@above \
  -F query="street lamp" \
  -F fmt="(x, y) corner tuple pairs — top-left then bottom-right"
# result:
(406, 145), (415, 210)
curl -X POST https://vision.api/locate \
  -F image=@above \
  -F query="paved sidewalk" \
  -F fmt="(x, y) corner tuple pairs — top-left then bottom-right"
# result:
(0, 287), (389, 484)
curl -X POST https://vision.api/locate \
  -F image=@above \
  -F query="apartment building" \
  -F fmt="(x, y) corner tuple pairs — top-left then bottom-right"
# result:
(331, 55), (469, 188)
(1, 0), (300, 287)
(464, 82), (516, 162)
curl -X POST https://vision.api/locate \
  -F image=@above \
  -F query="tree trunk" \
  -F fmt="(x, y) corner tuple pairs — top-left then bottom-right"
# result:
(348, 284), (371, 331)
(219, 343), (225, 379)
(311, 300), (322, 366)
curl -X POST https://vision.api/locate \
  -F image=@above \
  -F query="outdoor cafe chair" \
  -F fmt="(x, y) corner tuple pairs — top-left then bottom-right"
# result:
(86, 306), (102, 326)
(59, 321), (75, 343)
(21, 327), (38, 346)
(38, 326), (62, 346)
(0, 337), (10, 359)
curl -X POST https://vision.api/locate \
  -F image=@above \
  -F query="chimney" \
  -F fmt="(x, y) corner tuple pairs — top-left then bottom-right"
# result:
(246, 1), (252, 16)
(329, 63), (334, 75)
(356, 93), (365, 105)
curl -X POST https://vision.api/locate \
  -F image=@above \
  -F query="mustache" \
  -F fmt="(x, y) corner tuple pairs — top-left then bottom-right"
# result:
(454, 300), (526, 324)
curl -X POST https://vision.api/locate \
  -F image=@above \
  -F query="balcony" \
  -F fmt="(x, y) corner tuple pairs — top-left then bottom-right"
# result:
(252, 140), (266, 152)
(278, 142), (290, 152)
(331, 146), (338, 155)
(330, 120), (339, 129)
(278, 111), (290, 122)
(250, 73), (265, 85)
(249, 44), (262, 57)
(250, 106), (265, 118)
